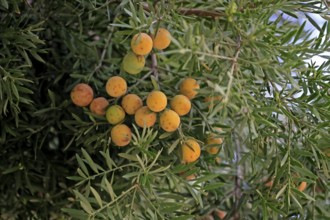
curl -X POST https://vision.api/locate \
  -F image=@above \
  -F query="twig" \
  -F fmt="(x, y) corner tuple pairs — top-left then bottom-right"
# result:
(151, 53), (159, 81)
(233, 132), (243, 220)
(88, 14), (117, 81)
(127, 71), (153, 92)
(142, 3), (225, 19)
(178, 8), (225, 18)
(223, 38), (241, 104)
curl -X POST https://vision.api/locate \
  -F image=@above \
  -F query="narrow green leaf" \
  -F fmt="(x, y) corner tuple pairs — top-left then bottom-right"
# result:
(81, 148), (99, 174)
(90, 186), (103, 208)
(275, 184), (287, 199)
(76, 154), (89, 176)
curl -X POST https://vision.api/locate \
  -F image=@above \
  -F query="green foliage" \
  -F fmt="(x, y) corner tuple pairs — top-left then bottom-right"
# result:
(1, 0), (330, 219)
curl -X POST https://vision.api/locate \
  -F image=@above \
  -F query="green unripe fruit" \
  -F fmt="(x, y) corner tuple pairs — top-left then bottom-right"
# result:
(122, 52), (145, 74)
(106, 105), (126, 125)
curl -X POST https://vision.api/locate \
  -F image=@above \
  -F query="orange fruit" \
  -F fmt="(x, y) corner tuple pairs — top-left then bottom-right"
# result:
(181, 139), (201, 163)
(170, 94), (191, 116)
(111, 124), (131, 147)
(146, 91), (167, 112)
(205, 95), (222, 109)
(206, 128), (224, 155)
(152, 28), (171, 50)
(298, 181), (307, 192)
(131, 33), (153, 56)
(106, 76), (127, 98)
(179, 78), (199, 99)
(264, 180), (274, 188)
(121, 94), (143, 115)
(89, 97), (109, 116)
(70, 83), (94, 107)
(159, 109), (180, 132)
(214, 210), (227, 220)
(106, 105), (126, 125)
(134, 106), (157, 128)
(122, 52), (145, 74)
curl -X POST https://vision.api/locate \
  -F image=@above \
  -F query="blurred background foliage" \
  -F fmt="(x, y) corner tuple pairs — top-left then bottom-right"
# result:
(0, 0), (329, 219)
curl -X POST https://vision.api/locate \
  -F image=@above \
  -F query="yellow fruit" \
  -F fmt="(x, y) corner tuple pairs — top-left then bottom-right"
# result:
(181, 139), (201, 163)
(179, 78), (199, 99)
(146, 91), (167, 112)
(204, 95), (222, 109)
(121, 94), (143, 115)
(131, 33), (153, 56)
(206, 128), (224, 155)
(298, 181), (307, 192)
(111, 124), (131, 147)
(134, 106), (157, 128)
(70, 83), (94, 107)
(152, 28), (171, 50)
(89, 97), (109, 116)
(106, 105), (125, 125)
(215, 156), (221, 164)
(106, 76), (127, 98)
(122, 52), (145, 74)
(159, 109), (180, 132)
(170, 94), (191, 116)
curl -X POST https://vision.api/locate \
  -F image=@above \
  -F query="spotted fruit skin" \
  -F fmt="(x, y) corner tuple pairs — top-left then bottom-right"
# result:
(70, 83), (94, 107)
(179, 78), (199, 99)
(122, 52), (145, 74)
(89, 97), (109, 116)
(134, 106), (157, 128)
(146, 91), (167, 112)
(159, 109), (180, 132)
(152, 28), (171, 50)
(170, 94), (191, 116)
(131, 33), (153, 56)
(181, 139), (201, 163)
(121, 94), (143, 115)
(106, 76), (127, 98)
(106, 105), (126, 125)
(111, 124), (132, 147)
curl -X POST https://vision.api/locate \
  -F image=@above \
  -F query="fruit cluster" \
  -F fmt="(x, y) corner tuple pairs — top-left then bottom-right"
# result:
(70, 28), (224, 165)
(122, 28), (171, 75)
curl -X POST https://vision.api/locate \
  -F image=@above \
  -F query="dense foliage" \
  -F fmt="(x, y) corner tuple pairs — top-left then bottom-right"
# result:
(1, 0), (329, 219)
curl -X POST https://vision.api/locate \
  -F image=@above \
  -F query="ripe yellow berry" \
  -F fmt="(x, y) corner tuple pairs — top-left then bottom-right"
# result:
(298, 181), (307, 192)
(70, 83), (94, 107)
(179, 78), (199, 99)
(131, 33), (153, 56)
(206, 128), (224, 155)
(204, 95), (222, 110)
(121, 94), (143, 115)
(89, 97), (109, 116)
(159, 109), (180, 132)
(152, 28), (171, 50)
(111, 124), (131, 147)
(134, 106), (157, 128)
(122, 52), (145, 74)
(106, 76), (127, 98)
(181, 139), (201, 163)
(106, 105), (126, 125)
(146, 91), (167, 112)
(170, 94), (191, 116)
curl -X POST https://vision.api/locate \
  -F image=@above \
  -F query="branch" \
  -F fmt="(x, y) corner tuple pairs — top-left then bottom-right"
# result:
(142, 3), (225, 19)
(151, 52), (159, 81)
(223, 37), (241, 104)
(178, 8), (225, 18)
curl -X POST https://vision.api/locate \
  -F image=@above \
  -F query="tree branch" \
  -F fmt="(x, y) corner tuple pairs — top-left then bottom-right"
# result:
(178, 8), (225, 18)
(151, 52), (159, 81)
(142, 3), (225, 19)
